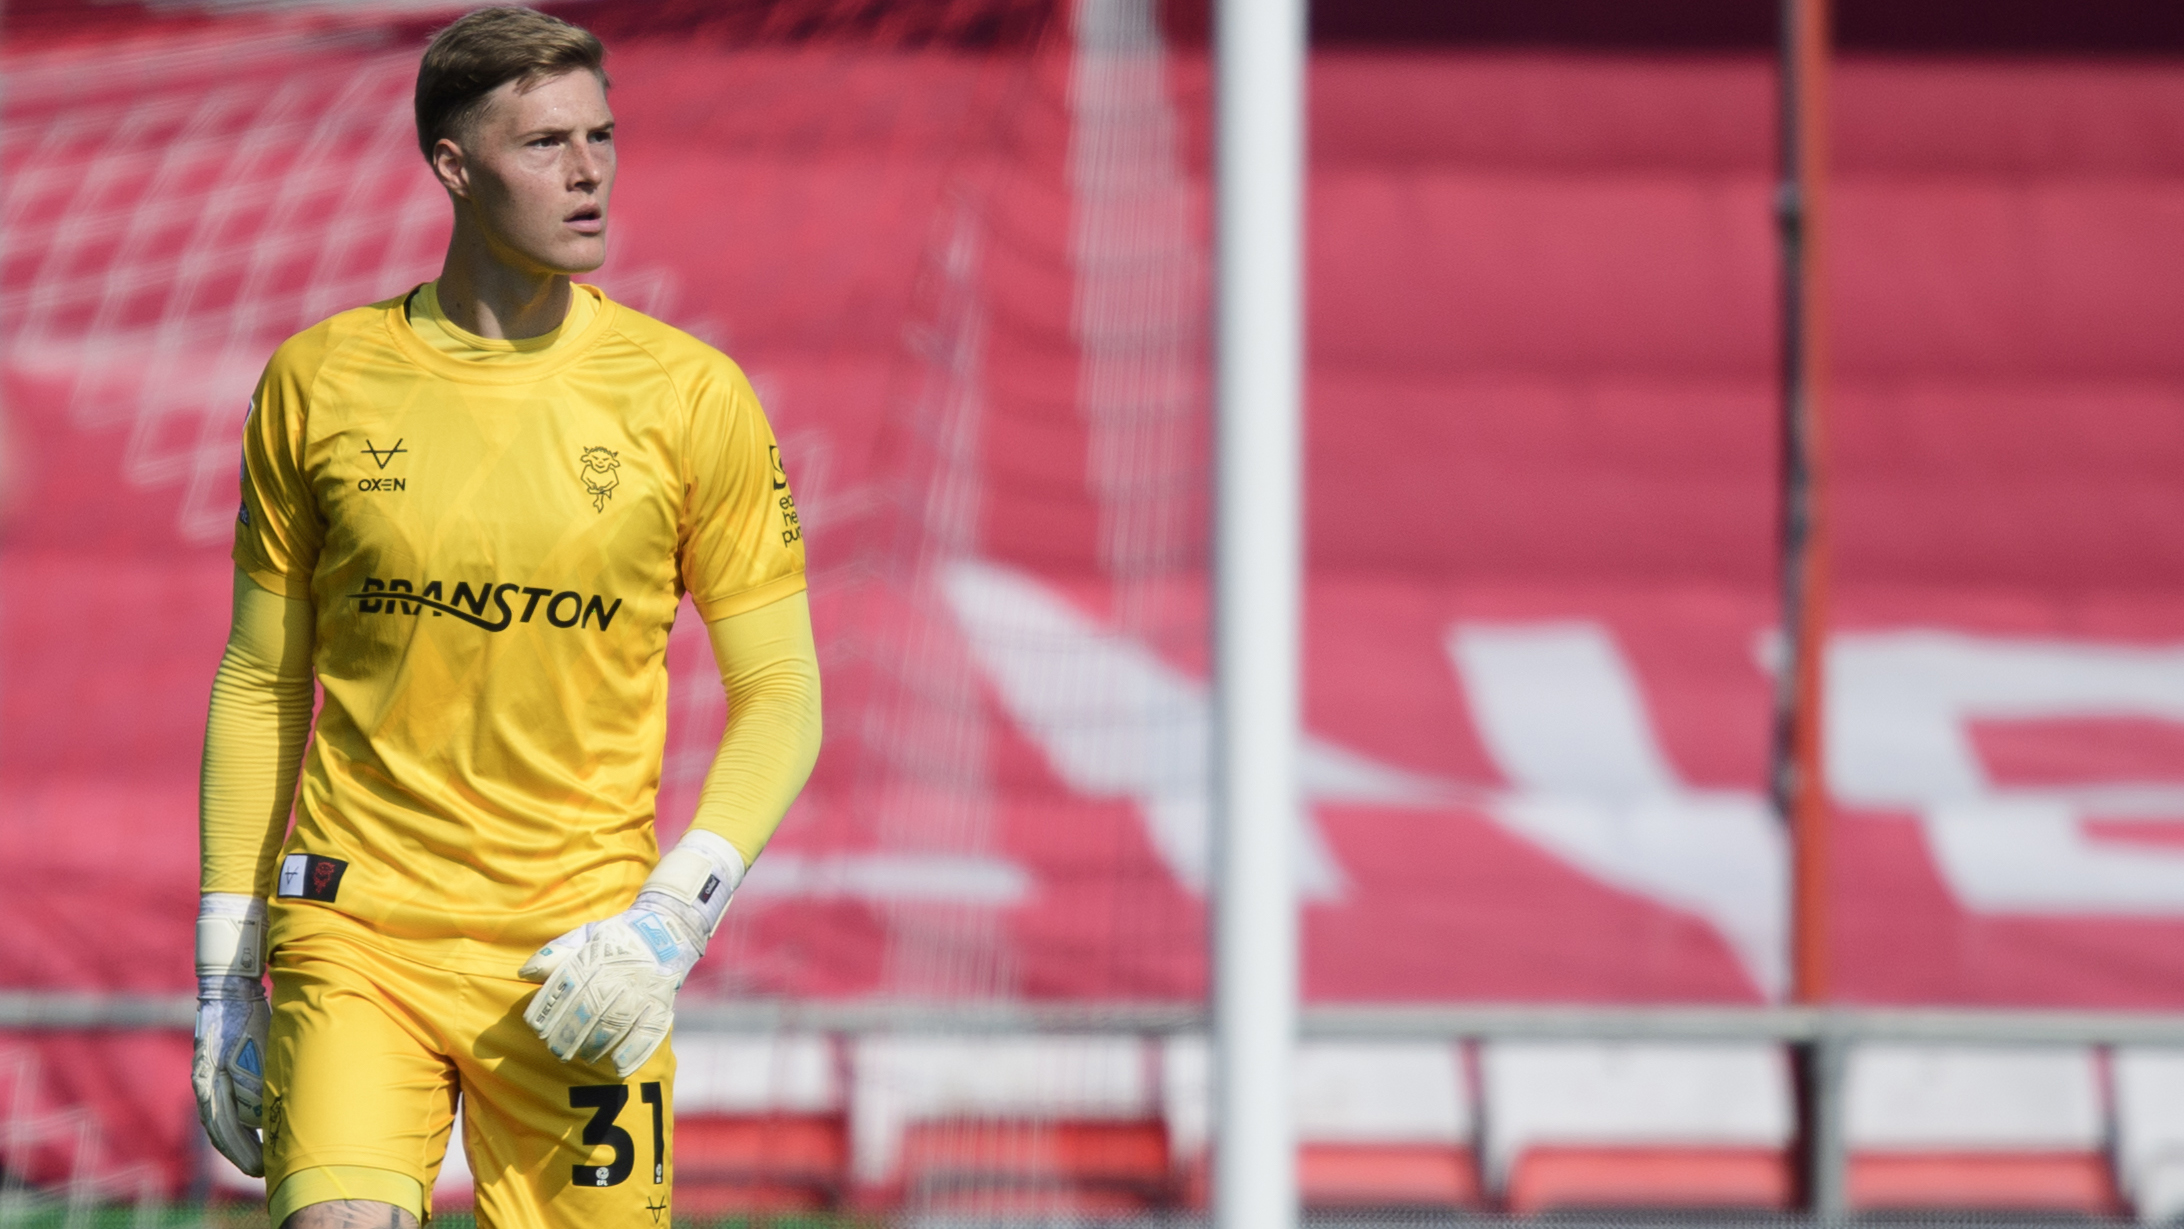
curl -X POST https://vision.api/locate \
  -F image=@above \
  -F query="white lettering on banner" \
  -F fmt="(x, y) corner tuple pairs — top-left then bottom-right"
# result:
(942, 560), (1453, 903)
(1449, 624), (2184, 994)
(948, 556), (2184, 978)
(1448, 624), (1789, 998)
(1827, 633), (2184, 914)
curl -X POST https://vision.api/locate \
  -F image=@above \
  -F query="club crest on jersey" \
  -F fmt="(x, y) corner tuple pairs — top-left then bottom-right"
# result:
(579, 446), (620, 512)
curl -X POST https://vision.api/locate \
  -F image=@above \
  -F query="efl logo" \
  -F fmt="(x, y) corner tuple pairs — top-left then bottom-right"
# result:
(277, 853), (348, 903)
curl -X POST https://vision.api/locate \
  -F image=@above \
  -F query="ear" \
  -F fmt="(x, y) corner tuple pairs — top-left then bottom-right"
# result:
(430, 137), (470, 201)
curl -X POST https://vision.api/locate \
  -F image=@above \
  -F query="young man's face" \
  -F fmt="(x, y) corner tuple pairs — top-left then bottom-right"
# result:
(441, 68), (616, 275)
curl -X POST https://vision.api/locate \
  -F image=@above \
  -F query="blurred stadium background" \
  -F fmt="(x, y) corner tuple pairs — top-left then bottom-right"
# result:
(6, 0), (2184, 1222)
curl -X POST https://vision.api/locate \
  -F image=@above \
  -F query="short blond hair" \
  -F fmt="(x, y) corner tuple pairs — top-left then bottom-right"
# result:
(414, 6), (607, 161)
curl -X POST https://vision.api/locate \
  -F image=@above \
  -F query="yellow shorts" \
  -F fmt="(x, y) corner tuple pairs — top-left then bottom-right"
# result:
(263, 912), (676, 1228)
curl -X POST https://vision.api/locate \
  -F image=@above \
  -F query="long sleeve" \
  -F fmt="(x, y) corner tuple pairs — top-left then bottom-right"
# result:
(690, 589), (821, 866)
(199, 567), (316, 898)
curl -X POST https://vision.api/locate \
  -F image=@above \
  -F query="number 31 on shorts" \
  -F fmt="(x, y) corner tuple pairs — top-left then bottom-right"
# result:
(570, 1081), (666, 1187)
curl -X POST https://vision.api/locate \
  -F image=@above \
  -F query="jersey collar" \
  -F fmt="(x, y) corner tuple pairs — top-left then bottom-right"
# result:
(384, 282), (619, 384)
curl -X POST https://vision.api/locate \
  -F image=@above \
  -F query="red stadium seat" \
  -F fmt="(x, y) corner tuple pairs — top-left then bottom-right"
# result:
(893, 1118), (1174, 1212)
(1299, 1142), (1483, 1208)
(671, 1112), (849, 1214)
(1483, 1043), (1795, 1213)
(1163, 1040), (1483, 1209)
(1504, 1145), (1794, 1213)
(1843, 1047), (2119, 1215)
(1848, 1151), (2121, 1215)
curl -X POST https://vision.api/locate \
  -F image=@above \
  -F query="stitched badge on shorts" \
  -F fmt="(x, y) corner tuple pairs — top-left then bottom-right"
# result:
(277, 853), (349, 903)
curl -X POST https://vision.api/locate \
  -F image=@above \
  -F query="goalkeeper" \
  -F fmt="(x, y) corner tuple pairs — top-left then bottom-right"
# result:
(191, 9), (821, 1228)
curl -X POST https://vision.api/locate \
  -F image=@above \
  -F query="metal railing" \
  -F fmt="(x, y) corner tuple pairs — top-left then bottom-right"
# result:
(10, 993), (2184, 1219)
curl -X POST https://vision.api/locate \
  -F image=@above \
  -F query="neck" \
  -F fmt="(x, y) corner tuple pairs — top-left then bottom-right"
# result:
(435, 211), (574, 341)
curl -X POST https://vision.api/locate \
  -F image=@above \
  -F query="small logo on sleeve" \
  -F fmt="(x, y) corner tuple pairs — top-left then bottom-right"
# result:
(237, 405), (255, 525)
(278, 854), (349, 903)
(579, 446), (620, 511)
(769, 446), (802, 547)
(697, 875), (721, 905)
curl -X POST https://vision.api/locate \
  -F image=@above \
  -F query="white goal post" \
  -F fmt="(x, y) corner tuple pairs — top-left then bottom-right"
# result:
(1212, 0), (1308, 1225)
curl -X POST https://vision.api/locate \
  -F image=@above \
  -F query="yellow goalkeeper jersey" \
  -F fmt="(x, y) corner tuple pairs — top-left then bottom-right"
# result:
(234, 283), (805, 973)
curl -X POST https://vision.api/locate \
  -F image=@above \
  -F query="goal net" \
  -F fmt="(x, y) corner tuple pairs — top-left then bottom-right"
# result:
(3, 0), (1230, 1212)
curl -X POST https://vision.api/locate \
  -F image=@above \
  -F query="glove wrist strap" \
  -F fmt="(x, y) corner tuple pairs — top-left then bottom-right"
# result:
(198, 974), (263, 1002)
(196, 893), (267, 981)
(641, 829), (745, 938)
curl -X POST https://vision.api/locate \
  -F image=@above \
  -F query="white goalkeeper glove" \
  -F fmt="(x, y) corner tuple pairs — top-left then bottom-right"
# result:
(192, 893), (270, 1178)
(520, 829), (744, 1077)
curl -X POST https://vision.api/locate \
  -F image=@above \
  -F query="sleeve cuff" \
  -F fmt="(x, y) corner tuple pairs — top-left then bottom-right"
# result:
(234, 555), (311, 602)
(694, 571), (807, 623)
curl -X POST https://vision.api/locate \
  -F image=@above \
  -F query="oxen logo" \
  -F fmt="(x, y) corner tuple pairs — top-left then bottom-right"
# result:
(361, 439), (407, 469)
(579, 446), (621, 511)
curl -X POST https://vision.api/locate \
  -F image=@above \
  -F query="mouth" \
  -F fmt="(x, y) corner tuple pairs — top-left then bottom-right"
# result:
(565, 204), (604, 235)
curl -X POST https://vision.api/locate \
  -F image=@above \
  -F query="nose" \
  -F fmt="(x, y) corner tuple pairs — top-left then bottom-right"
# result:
(568, 140), (604, 189)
